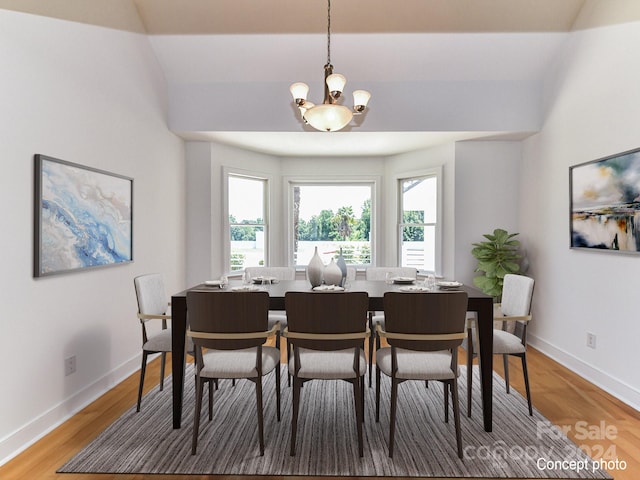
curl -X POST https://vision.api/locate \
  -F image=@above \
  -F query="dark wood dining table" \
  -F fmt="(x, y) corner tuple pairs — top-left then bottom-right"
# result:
(170, 279), (495, 431)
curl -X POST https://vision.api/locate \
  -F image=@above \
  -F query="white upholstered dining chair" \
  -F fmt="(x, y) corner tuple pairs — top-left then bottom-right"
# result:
(463, 273), (535, 416)
(365, 267), (418, 387)
(245, 266), (296, 383)
(134, 273), (193, 412)
(244, 266), (296, 331)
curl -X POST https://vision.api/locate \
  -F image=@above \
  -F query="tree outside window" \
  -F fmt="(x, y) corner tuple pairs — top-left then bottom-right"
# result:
(293, 184), (372, 266)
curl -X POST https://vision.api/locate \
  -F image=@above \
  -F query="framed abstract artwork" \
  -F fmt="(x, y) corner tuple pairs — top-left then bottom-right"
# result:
(570, 147), (640, 253)
(34, 154), (133, 277)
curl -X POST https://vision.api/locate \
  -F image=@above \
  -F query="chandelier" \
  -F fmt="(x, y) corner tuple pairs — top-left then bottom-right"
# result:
(289, 0), (371, 132)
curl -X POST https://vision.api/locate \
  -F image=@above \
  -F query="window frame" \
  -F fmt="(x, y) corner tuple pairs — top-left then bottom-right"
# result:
(397, 167), (442, 275)
(223, 168), (270, 273)
(285, 175), (380, 268)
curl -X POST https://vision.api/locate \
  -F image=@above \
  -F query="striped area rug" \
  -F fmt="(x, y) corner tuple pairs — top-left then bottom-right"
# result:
(59, 365), (610, 478)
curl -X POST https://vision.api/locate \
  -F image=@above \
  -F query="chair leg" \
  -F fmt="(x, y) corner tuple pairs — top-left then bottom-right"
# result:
(360, 375), (365, 422)
(352, 379), (364, 457)
(159, 352), (166, 391)
(191, 376), (205, 455)
(451, 378), (463, 459)
(444, 382), (449, 423)
(368, 314), (374, 388)
(466, 330), (474, 417)
(208, 379), (214, 421)
(275, 364), (281, 422)
(389, 377), (399, 458)
(521, 353), (533, 416)
(290, 376), (302, 456)
(287, 340), (291, 387)
(503, 354), (511, 394)
(136, 351), (148, 412)
(375, 365), (381, 422)
(255, 378), (265, 456)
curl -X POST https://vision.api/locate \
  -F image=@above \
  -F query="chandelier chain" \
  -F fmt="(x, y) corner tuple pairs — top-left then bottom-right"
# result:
(326, 0), (331, 65)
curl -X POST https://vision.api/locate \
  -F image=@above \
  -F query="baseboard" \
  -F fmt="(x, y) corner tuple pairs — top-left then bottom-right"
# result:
(0, 355), (141, 466)
(528, 334), (640, 412)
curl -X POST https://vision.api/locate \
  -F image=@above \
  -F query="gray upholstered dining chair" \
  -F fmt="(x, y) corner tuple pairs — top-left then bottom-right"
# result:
(375, 291), (468, 458)
(463, 273), (535, 416)
(134, 273), (193, 412)
(186, 289), (281, 456)
(365, 267), (418, 387)
(284, 291), (370, 457)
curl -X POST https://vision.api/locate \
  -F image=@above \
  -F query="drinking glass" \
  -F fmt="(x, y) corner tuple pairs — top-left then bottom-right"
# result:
(220, 275), (228, 288)
(385, 272), (393, 285)
(243, 271), (252, 286)
(426, 274), (436, 290)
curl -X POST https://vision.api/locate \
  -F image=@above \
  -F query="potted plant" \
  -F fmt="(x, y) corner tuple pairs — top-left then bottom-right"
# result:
(471, 228), (521, 299)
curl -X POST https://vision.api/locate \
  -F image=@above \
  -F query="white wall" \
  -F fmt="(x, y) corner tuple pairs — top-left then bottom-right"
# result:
(185, 142), (213, 286)
(454, 141), (522, 285)
(520, 4), (640, 410)
(0, 10), (185, 463)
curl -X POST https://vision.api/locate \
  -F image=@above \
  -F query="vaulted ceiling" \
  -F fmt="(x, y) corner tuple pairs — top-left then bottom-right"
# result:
(5, 0), (635, 156)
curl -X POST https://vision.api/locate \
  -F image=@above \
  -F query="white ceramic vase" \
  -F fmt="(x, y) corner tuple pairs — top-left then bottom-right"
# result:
(323, 258), (343, 286)
(336, 247), (348, 286)
(306, 246), (324, 287)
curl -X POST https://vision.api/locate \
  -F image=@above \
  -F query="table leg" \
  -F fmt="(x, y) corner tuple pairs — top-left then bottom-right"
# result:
(476, 299), (494, 432)
(171, 294), (187, 429)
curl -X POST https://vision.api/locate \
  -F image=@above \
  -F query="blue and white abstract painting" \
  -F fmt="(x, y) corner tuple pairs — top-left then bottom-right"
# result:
(36, 156), (132, 276)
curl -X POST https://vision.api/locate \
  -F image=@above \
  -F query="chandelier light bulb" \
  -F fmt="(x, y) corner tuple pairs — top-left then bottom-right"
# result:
(353, 89), (371, 113)
(326, 73), (346, 98)
(289, 82), (309, 105)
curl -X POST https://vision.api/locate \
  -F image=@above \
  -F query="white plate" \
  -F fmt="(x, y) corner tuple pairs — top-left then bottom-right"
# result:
(392, 277), (416, 284)
(399, 285), (432, 292)
(313, 285), (345, 291)
(204, 280), (223, 287)
(231, 286), (262, 292)
(437, 281), (463, 289)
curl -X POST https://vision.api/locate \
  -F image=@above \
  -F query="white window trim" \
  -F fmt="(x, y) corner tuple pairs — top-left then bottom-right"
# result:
(395, 166), (443, 275)
(222, 166), (271, 273)
(284, 175), (381, 268)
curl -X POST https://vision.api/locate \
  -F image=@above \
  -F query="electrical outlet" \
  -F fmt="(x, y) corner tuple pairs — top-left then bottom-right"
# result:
(64, 355), (77, 376)
(586, 333), (596, 349)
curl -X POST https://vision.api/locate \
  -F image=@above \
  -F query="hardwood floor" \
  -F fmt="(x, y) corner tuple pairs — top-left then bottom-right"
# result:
(0, 343), (637, 480)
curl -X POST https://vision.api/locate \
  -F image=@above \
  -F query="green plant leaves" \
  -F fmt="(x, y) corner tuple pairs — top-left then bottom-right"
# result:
(471, 228), (521, 298)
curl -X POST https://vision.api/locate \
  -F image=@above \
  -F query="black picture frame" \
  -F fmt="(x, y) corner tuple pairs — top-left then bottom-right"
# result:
(570, 147), (640, 253)
(34, 154), (133, 277)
